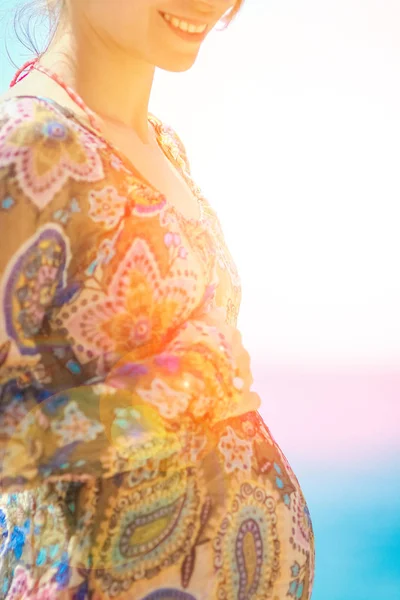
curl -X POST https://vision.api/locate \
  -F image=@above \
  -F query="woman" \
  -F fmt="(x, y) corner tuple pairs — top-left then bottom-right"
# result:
(0, 0), (315, 598)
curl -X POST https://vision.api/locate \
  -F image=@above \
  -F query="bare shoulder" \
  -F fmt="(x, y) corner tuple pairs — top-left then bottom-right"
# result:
(0, 79), (41, 108)
(0, 72), (77, 114)
(0, 88), (19, 103)
(0, 85), (45, 120)
(0, 73), (42, 101)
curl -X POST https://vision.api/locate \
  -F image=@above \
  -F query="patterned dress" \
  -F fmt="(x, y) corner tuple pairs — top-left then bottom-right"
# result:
(0, 95), (315, 599)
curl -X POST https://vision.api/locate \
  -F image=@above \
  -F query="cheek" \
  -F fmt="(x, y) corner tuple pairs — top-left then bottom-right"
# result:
(85, 0), (147, 40)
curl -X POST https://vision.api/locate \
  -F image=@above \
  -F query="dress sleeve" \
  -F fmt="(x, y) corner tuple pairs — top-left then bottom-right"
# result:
(0, 99), (260, 493)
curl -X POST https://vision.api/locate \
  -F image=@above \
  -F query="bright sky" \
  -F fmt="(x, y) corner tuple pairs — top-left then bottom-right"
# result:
(1, 0), (400, 367)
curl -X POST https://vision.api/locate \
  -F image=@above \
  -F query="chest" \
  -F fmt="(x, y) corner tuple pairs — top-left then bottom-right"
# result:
(106, 128), (202, 223)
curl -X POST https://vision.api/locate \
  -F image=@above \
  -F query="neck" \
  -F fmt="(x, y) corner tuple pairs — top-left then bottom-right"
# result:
(38, 28), (156, 144)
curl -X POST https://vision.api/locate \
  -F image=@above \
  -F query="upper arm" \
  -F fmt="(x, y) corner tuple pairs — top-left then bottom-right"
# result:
(0, 96), (89, 376)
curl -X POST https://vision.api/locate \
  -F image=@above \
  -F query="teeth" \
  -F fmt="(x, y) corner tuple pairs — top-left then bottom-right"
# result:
(162, 13), (207, 34)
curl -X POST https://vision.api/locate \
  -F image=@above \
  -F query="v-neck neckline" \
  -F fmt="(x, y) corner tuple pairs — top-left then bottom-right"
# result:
(2, 94), (206, 227)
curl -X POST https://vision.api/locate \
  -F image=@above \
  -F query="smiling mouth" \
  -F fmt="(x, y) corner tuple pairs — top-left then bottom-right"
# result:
(159, 11), (210, 42)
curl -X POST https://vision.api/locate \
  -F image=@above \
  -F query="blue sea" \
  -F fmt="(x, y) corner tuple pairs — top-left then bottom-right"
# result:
(297, 459), (400, 600)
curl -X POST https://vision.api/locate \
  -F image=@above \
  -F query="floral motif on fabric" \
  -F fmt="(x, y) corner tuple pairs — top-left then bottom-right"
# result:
(88, 185), (127, 229)
(55, 236), (199, 369)
(222, 412), (298, 509)
(0, 400), (30, 437)
(50, 400), (104, 444)
(52, 196), (81, 226)
(4, 565), (61, 599)
(0, 97), (106, 210)
(217, 426), (253, 475)
(137, 377), (191, 419)
(127, 179), (167, 217)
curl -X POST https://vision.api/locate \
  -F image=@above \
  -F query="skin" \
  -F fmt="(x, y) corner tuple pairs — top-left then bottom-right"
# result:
(31, 0), (236, 143)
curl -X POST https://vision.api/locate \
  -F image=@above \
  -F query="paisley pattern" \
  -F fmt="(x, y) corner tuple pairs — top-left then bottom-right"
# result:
(0, 95), (315, 599)
(213, 481), (280, 599)
(2, 225), (70, 355)
(140, 591), (197, 600)
(89, 465), (205, 598)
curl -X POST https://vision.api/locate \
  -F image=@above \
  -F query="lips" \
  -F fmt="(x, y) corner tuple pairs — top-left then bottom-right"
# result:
(159, 11), (210, 42)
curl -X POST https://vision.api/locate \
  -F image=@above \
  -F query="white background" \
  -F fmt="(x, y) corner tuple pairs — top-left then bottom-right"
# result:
(1, 0), (400, 367)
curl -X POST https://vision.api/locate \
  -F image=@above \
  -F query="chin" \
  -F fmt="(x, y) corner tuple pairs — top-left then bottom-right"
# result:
(160, 61), (197, 73)
(154, 50), (200, 73)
